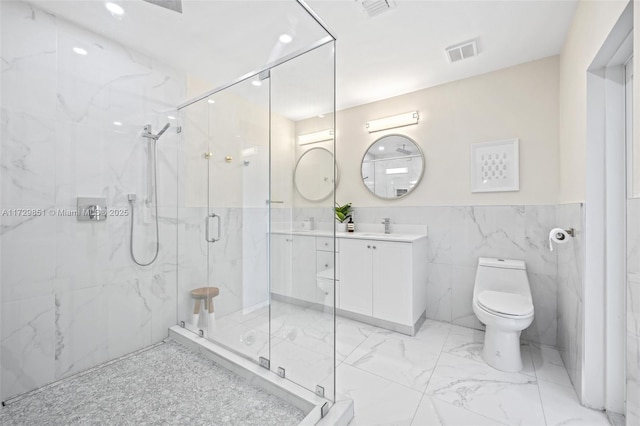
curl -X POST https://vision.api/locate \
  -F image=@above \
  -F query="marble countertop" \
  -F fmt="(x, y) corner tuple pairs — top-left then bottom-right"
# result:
(270, 229), (427, 243)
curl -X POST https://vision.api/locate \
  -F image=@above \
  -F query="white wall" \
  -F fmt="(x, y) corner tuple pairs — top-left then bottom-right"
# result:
(558, 0), (629, 203)
(297, 56), (559, 207)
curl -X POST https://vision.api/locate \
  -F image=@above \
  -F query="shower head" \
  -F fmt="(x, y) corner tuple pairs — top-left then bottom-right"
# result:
(142, 0), (182, 13)
(396, 144), (411, 155)
(141, 123), (171, 141)
(156, 122), (170, 138)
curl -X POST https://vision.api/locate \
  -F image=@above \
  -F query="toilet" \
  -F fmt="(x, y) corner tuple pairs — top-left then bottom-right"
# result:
(472, 257), (534, 372)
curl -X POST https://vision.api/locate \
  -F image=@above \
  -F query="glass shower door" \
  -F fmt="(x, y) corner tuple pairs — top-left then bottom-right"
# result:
(269, 41), (336, 401)
(178, 75), (270, 365)
(177, 97), (210, 336)
(207, 78), (271, 363)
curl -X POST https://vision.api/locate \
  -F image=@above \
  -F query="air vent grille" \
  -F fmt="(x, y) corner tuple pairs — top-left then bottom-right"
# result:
(445, 39), (478, 63)
(359, 0), (395, 18)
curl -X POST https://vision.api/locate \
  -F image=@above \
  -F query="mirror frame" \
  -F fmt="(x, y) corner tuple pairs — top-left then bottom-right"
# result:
(294, 147), (338, 202)
(360, 134), (425, 200)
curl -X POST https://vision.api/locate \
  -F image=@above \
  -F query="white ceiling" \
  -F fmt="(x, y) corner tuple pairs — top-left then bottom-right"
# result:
(30, 0), (577, 119)
(308, 0), (578, 111)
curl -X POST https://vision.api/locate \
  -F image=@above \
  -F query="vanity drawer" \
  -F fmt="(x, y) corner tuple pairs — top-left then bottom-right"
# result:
(317, 237), (338, 252)
(317, 250), (339, 280)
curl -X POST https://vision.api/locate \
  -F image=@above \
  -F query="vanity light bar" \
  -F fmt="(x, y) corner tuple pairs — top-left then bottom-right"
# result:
(298, 129), (334, 145)
(386, 167), (409, 175)
(366, 111), (419, 133)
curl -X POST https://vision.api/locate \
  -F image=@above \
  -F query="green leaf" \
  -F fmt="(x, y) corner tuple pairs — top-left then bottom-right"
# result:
(334, 202), (353, 223)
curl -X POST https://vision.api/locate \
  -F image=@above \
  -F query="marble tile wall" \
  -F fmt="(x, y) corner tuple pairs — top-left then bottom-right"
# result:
(555, 203), (584, 398)
(1, 1), (185, 400)
(321, 205), (558, 347)
(627, 197), (640, 424)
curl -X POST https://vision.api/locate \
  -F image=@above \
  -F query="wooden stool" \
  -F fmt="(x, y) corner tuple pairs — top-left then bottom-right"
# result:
(191, 287), (220, 315)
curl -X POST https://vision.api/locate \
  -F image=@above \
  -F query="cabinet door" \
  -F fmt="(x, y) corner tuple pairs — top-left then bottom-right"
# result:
(339, 238), (373, 316)
(270, 234), (292, 297)
(291, 235), (318, 303)
(372, 241), (412, 324)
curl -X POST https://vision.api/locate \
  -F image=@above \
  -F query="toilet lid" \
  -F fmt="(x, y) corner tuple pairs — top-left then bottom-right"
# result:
(477, 291), (533, 317)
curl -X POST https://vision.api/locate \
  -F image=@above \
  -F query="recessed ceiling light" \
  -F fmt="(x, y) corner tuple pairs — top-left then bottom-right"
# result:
(279, 34), (293, 44)
(73, 47), (88, 55)
(105, 2), (124, 16)
(113, 121), (122, 126)
(378, 146), (385, 151)
(252, 80), (262, 87)
(318, 114), (325, 118)
(207, 99), (215, 104)
(167, 115), (175, 120)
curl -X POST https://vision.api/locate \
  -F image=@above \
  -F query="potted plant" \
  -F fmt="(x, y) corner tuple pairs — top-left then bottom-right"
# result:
(334, 202), (352, 232)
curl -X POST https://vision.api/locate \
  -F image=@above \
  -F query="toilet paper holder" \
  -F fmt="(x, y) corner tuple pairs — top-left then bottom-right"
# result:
(555, 228), (575, 239)
(548, 227), (575, 252)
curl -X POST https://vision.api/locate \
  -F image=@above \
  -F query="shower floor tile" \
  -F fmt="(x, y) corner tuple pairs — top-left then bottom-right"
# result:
(0, 340), (305, 426)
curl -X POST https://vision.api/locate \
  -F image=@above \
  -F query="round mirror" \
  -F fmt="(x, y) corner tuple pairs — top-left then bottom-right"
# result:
(294, 147), (336, 201)
(361, 134), (424, 199)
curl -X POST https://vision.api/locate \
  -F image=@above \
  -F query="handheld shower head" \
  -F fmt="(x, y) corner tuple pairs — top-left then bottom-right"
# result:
(156, 122), (170, 138)
(142, 123), (171, 141)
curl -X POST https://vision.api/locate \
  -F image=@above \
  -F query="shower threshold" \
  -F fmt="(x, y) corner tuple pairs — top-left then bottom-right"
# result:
(169, 325), (353, 425)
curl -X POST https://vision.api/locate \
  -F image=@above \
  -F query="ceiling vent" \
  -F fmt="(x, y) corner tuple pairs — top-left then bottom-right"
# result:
(445, 39), (478, 63)
(358, 0), (395, 18)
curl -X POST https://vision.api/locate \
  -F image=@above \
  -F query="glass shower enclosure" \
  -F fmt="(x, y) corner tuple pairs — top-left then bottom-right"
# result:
(176, 2), (336, 403)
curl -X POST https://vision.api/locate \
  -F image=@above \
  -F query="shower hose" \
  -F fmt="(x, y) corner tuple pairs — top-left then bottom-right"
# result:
(128, 140), (160, 266)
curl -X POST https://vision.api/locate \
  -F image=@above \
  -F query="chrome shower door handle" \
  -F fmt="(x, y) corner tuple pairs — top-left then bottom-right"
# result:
(205, 213), (220, 243)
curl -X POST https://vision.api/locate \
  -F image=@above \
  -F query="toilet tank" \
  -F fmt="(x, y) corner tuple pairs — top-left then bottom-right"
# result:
(474, 258), (530, 298)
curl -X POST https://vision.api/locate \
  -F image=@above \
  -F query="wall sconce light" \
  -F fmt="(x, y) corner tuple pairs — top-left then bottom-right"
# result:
(298, 129), (334, 145)
(386, 167), (409, 175)
(366, 111), (419, 133)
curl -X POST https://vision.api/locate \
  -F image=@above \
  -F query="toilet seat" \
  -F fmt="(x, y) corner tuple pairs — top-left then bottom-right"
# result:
(477, 290), (533, 317)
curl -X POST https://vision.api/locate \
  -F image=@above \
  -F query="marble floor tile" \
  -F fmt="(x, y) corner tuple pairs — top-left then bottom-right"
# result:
(343, 329), (444, 391)
(426, 353), (545, 425)
(441, 325), (485, 362)
(336, 363), (423, 426)
(529, 343), (573, 387)
(413, 319), (453, 348)
(205, 318), (272, 361)
(334, 317), (378, 361)
(442, 325), (535, 377)
(537, 379), (609, 425)
(411, 395), (506, 426)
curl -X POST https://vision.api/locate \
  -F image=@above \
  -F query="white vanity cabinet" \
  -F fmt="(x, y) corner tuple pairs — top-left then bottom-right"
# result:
(291, 235), (317, 302)
(271, 234), (318, 303)
(271, 230), (427, 335)
(339, 236), (427, 335)
(270, 233), (292, 296)
(338, 238), (373, 316)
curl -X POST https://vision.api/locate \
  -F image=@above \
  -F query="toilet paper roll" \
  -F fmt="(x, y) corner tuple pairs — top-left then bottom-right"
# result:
(548, 228), (570, 252)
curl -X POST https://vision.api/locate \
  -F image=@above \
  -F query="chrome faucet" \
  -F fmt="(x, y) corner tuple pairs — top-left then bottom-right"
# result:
(382, 218), (391, 234)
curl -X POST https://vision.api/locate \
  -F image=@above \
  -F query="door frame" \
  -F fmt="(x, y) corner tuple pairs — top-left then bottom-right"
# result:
(584, 3), (633, 413)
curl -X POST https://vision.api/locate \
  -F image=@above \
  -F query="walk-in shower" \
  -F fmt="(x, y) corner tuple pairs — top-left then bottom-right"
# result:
(128, 123), (171, 266)
(176, 23), (337, 404)
(1, 0), (338, 421)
